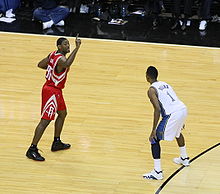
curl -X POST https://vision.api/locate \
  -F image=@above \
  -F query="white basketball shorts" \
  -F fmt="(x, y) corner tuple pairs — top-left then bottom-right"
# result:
(156, 107), (187, 141)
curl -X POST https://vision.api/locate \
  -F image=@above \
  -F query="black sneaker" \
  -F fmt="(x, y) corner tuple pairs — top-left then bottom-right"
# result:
(26, 147), (45, 161)
(51, 140), (71, 151)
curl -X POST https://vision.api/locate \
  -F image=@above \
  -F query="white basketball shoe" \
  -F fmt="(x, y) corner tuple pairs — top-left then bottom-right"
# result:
(199, 20), (207, 31)
(173, 157), (190, 166)
(43, 20), (54, 30)
(143, 169), (163, 180)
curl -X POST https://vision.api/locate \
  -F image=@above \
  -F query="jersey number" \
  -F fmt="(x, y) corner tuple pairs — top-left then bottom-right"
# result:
(167, 92), (175, 102)
(46, 66), (53, 80)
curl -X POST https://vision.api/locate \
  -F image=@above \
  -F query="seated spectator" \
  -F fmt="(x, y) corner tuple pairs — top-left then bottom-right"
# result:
(33, 0), (69, 29)
(144, 0), (166, 27)
(171, 0), (193, 31)
(0, 0), (20, 17)
(199, 0), (213, 30)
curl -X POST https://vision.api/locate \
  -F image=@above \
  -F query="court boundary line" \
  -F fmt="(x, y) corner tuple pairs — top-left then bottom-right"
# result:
(1, 31), (220, 50)
(155, 142), (220, 194)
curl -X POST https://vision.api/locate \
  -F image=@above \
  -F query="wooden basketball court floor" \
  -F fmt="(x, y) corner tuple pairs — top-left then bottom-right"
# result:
(0, 32), (219, 194)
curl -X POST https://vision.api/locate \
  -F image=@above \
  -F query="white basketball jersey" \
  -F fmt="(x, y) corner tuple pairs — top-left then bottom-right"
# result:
(151, 81), (186, 116)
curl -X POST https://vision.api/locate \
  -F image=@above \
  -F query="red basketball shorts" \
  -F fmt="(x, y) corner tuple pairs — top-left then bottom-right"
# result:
(41, 84), (66, 120)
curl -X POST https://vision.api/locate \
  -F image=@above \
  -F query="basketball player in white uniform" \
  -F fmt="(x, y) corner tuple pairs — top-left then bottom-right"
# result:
(143, 66), (189, 180)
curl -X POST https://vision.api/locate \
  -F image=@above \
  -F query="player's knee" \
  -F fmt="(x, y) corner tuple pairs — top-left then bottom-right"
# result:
(60, 112), (67, 119)
(150, 137), (160, 145)
(58, 110), (67, 119)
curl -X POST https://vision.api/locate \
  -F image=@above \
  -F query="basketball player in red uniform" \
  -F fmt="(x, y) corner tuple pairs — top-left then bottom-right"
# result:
(26, 35), (81, 161)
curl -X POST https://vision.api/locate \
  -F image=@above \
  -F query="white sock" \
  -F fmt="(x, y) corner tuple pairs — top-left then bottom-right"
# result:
(43, 20), (54, 30)
(154, 159), (162, 172)
(180, 146), (188, 159)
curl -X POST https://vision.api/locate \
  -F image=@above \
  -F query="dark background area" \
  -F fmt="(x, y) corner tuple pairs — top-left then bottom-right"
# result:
(1, 0), (220, 47)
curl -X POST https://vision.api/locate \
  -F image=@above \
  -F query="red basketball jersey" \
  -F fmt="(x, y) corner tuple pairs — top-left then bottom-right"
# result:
(45, 51), (69, 89)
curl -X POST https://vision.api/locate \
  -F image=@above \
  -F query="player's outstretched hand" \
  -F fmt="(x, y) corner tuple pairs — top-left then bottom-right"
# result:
(75, 33), (81, 48)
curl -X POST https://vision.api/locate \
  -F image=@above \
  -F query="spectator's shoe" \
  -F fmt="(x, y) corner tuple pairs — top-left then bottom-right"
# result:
(26, 147), (45, 161)
(143, 169), (163, 180)
(43, 20), (54, 30)
(199, 20), (207, 31)
(186, 20), (191, 26)
(51, 140), (71, 151)
(173, 157), (190, 166)
(55, 20), (65, 27)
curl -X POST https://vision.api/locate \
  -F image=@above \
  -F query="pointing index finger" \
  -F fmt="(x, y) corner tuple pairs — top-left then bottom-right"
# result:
(76, 33), (79, 40)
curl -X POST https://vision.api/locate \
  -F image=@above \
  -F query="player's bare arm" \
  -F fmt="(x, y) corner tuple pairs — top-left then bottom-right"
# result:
(148, 87), (161, 142)
(58, 35), (81, 70)
(37, 55), (49, 69)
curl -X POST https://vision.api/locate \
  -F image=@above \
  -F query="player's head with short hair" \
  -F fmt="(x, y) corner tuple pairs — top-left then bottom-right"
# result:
(56, 37), (70, 54)
(146, 66), (158, 83)
(57, 37), (67, 46)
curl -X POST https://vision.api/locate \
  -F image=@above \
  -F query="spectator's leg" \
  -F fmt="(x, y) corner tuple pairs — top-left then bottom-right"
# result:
(171, 0), (181, 30)
(67, 0), (74, 12)
(75, 0), (81, 14)
(199, 0), (213, 30)
(200, 0), (213, 20)
(184, 0), (193, 17)
(33, 8), (51, 22)
(173, 0), (181, 17)
(181, 0), (193, 30)
(152, 0), (160, 27)
(68, 0), (81, 13)
(49, 6), (70, 24)
(144, 0), (151, 15)
(33, 8), (55, 29)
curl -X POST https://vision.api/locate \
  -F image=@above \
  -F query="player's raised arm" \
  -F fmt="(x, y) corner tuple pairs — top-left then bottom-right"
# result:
(59, 34), (81, 69)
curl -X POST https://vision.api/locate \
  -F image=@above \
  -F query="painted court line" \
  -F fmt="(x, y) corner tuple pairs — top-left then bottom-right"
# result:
(155, 142), (220, 194)
(1, 31), (220, 50)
